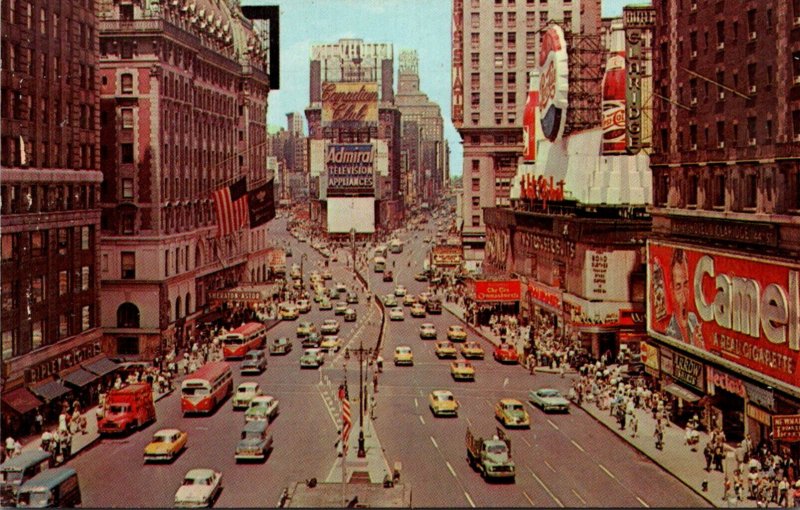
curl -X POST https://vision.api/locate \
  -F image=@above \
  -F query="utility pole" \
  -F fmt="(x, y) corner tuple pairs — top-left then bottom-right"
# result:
(345, 338), (372, 458)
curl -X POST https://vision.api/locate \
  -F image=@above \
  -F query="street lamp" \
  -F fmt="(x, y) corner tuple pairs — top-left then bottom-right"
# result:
(345, 338), (373, 458)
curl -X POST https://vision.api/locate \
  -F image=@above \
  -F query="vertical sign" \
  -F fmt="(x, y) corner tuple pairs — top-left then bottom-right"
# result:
(538, 25), (569, 142)
(452, 0), (464, 128)
(602, 20), (627, 155)
(623, 6), (655, 154)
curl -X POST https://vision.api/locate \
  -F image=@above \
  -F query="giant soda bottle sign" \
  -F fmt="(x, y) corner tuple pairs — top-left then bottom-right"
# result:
(522, 86), (538, 162)
(538, 25), (569, 142)
(602, 22), (627, 155)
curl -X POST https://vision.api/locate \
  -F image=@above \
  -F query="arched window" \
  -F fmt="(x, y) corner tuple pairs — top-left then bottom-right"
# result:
(175, 296), (182, 320)
(116, 302), (140, 328)
(185, 293), (191, 317)
(195, 245), (202, 267)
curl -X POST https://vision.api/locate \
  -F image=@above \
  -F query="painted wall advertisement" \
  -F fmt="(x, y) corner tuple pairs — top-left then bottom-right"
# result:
(325, 144), (375, 197)
(584, 249), (636, 301)
(640, 341), (660, 375)
(470, 280), (521, 302)
(321, 82), (378, 124)
(648, 241), (800, 389)
(538, 24), (569, 142)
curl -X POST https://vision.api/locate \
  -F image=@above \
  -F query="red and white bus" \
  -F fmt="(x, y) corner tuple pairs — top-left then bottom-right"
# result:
(181, 362), (233, 415)
(220, 322), (267, 359)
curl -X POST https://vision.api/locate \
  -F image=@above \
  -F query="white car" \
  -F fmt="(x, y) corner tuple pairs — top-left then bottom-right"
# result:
(297, 299), (311, 313)
(320, 319), (340, 334)
(419, 323), (437, 339)
(174, 468), (222, 508)
(394, 285), (407, 297)
(233, 382), (262, 410)
(388, 308), (405, 321)
(335, 282), (348, 294)
(300, 348), (325, 368)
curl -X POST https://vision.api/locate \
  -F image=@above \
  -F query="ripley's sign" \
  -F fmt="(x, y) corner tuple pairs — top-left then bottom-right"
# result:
(648, 241), (800, 388)
(26, 342), (103, 384)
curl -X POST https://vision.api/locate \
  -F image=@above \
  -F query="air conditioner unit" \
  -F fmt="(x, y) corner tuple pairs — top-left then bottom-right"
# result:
(717, 42), (725, 50)
(691, 50), (698, 58)
(748, 138), (757, 146)
(749, 85), (757, 94)
(718, 91), (725, 100)
(690, 97), (698, 105)
(749, 32), (757, 41)
(794, 75), (800, 85)
(690, 144), (698, 150)
(690, 3), (697, 11)
(717, 141), (725, 149)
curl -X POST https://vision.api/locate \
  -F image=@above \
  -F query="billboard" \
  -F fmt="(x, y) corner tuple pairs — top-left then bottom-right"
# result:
(325, 143), (375, 197)
(538, 25), (569, 142)
(470, 280), (521, 302)
(624, 6), (655, 154)
(327, 197), (375, 234)
(648, 241), (800, 389)
(451, 0), (464, 128)
(601, 20), (627, 155)
(522, 80), (538, 162)
(321, 82), (378, 124)
(432, 245), (463, 266)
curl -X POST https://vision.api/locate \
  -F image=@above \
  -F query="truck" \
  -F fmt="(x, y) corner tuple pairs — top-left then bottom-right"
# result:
(98, 383), (156, 435)
(465, 427), (515, 481)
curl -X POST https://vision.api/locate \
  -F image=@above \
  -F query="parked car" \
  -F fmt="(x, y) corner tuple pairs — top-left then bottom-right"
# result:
(428, 390), (459, 417)
(388, 308), (405, 321)
(143, 428), (188, 462)
(528, 388), (571, 413)
(495, 398), (531, 428)
(344, 308), (357, 322)
(393, 346), (414, 366)
(233, 382), (262, 410)
(450, 360), (476, 381)
(300, 348), (324, 369)
(268, 337), (292, 355)
(493, 343), (519, 364)
(419, 323), (437, 339)
(174, 469), (222, 508)
(240, 350), (267, 375)
(245, 395), (279, 422)
(461, 341), (485, 359)
(320, 319), (340, 335)
(235, 420), (273, 463)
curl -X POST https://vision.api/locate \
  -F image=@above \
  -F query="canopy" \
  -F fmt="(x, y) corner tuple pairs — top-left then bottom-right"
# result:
(83, 356), (119, 377)
(2, 387), (43, 414)
(664, 383), (701, 403)
(29, 380), (71, 403)
(62, 368), (99, 388)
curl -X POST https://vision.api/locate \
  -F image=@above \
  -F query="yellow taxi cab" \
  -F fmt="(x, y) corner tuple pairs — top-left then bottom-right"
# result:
(402, 294), (417, 307)
(410, 303), (427, 318)
(144, 428), (188, 462)
(447, 325), (468, 342)
(428, 390), (459, 417)
(460, 341), (485, 359)
(279, 303), (299, 320)
(450, 360), (475, 381)
(393, 345), (414, 366)
(434, 340), (458, 359)
(495, 398), (531, 428)
(296, 321), (316, 337)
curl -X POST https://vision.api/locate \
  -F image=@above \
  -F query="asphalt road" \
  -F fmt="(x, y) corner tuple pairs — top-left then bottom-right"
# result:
(70, 212), (709, 507)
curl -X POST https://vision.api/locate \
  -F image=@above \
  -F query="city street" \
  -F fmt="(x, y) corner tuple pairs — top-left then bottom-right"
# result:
(68, 215), (708, 507)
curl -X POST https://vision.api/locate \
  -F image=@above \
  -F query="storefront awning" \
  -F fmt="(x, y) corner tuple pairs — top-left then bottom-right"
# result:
(664, 383), (701, 403)
(62, 368), (99, 388)
(29, 380), (71, 403)
(83, 356), (119, 377)
(2, 387), (43, 415)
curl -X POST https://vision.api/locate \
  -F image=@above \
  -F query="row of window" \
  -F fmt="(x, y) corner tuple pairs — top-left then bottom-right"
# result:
(3, 0), (94, 49)
(1, 228), (92, 262)
(1, 184), (97, 215)
(661, 109), (800, 151)
(1, 305), (94, 360)
(2, 266), (92, 314)
(1, 135), (95, 170)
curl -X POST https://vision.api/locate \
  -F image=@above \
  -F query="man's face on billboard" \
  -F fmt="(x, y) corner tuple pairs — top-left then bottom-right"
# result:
(671, 260), (690, 317)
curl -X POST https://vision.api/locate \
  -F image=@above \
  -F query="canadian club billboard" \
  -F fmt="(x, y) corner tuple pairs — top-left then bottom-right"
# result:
(325, 143), (375, 197)
(648, 241), (800, 389)
(321, 82), (378, 125)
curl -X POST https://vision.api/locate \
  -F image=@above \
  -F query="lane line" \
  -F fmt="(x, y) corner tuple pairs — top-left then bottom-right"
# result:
(636, 496), (650, 508)
(598, 464), (616, 480)
(414, 398), (419, 408)
(430, 436), (439, 449)
(523, 491), (535, 506)
(466, 417), (473, 427)
(445, 461), (457, 478)
(527, 466), (564, 508)
(571, 489), (587, 505)
(570, 439), (585, 452)
(544, 460), (556, 472)
(547, 419), (559, 430)
(521, 436), (532, 448)
(464, 492), (476, 508)
(419, 415), (425, 425)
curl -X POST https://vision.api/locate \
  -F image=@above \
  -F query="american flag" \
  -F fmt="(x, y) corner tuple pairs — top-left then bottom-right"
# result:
(212, 177), (249, 238)
(340, 391), (352, 448)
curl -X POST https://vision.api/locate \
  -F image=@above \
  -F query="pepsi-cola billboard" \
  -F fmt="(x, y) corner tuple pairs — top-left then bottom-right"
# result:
(538, 25), (569, 142)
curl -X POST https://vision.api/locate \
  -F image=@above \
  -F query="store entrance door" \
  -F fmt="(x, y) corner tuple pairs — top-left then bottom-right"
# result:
(714, 388), (745, 443)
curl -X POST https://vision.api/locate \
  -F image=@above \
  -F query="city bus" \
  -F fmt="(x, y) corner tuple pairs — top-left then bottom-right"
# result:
(373, 245), (388, 259)
(220, 322), (267, 359)
(389, 239), (404, 254)
(181, 362), (233, 415)
(373, 256), (386, 273)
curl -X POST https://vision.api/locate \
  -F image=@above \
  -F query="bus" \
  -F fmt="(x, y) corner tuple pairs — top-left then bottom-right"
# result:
(181, 362), (233, 415)
(373, 245), (388, 259)
(373, 256), (386, 273)
(389, 239), (404, 254)
(220, 322), (267, 359)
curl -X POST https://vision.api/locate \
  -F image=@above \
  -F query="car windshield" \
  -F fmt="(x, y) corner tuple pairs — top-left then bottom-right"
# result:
(486, 444), (508, 455)
(540, 390), (560, 397)
(17, 491), (50, 507)
(184, 476), (211, 486)
(107, 404), (130, 414)
(238, 386), (254, 393)
(507, 404), (524, 412)
(437, 394), (454, 401)
(243, 431), (262, 440)
(153, 433), (175, 443)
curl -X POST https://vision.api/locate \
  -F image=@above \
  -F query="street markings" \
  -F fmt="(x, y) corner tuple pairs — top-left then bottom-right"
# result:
(520, 436), (532, 448)
(570, 439), (585, 452)
(414, 398), (418, 408)
(571, 489), (587, 505)
(464, 492), (476, 508)
(419, 415), (425, 425)
(544, 460), (556, 472)
(465, 417), (472, 427)
(547, 419), (559, 430)
(523, 491), (535, 506)
(430, 436), (438, 449)
(526, 466), (564, 508)
(445, 461), (457, 478)
(636, 496), (650, 507)
(503, 377), (509, 388)
(598, 463), (616, 480)
(194, 426), (209, 431)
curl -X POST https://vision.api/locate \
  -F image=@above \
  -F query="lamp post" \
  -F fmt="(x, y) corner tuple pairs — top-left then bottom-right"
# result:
(345, 338), (372, 458)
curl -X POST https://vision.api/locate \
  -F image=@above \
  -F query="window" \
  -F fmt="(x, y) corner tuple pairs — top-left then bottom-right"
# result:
(121, 73), (133, 94)
(747, 117), (757, 143)
(494, 32), (503, 49)
(81, 226), (90, 250)
(2, 234), (16, 261)
(120, 143), (134, 164)
(508, 52), (516, 66)
(690, 125), (698, 147)
(116, 302), (140, 328)
(82, 305), (91, 331)
(3, 330), (14, 360)
(507, 92), (516, 105)
(540, 12), (548, 25)
(495, 91), (503, 105)
(121, 108), (133, 129)
(687, 174), (699, 206)
(717, 21), (725, 45)
(39, 7), (46, 34)
(508, 12), (516, 27)
(57, 228), (68, 255)
(472, 177), (480, 192)
(472, 196), (480, 207)
(716, 121), (725, 147)
(472, 159), (480, 172)
(713, 174), (726, 208)
(471, 72), (480, 88)
(747, 9), (756, 34)
(81, 266), (90, 291)
(472, 215), (481, 227)
(59, 270), (68, 295)
(508, 72), (516, 86)
(32, 275), (45, 303)
(471, 52), (479, 68)
(2, 281), (14, 312)
(494, 12), (502, 28)
(117, 337), (140, 355)
(121, 252), (135, 279)
(59, 315), (69, 338)
(32, 321), (43, 350)
(471, 12), (480, 29)
(122, 178), (134, 199)
(744, 173), (757, 209)
(494, 52), (503, 67)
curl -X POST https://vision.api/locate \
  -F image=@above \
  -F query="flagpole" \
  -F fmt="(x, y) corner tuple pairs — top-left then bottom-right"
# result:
(342, 362), (347, 508)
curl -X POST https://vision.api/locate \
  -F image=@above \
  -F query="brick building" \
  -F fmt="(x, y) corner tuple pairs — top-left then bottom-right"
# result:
(647, 0), (800, 444)
(96, 0), (277, 360)
(1, 0), (108, 434)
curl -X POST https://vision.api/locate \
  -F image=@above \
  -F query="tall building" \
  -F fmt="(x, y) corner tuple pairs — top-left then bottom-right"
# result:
(97, 0), (277, 360)
(1, 0), (105, 434)
(451, 0), (601, 270)
(306, 38), (403, 236)
(286, 111), (304, 136)
(647, 0), (800, 445)
(395, 49), (447, 210)
(267, 115), (308, 205)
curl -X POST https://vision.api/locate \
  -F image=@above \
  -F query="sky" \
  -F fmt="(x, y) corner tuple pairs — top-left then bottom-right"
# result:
(247, 0), (636, 178)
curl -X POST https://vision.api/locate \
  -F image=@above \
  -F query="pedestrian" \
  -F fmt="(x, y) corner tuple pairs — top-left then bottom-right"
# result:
(715, 443), (726, 472)
(34, 410), (43, 434)
(778, 477), (789, 507)
(373, 373), (378, 393)
(4, 436), (16, 460)
(655, 423), (664, 450)
(705, 442), (714, 471)
(630, 413), (638, 438)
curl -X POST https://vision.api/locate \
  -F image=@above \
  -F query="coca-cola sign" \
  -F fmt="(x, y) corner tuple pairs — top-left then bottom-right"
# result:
(538, 25), (569, 142)
(321, 82), (378, 124)
(648, 241), (800, 388)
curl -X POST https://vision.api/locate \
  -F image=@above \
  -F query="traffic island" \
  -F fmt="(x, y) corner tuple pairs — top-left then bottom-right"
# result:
(282, 480), (411, 508)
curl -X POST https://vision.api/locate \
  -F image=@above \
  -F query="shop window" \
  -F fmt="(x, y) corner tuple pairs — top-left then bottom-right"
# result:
(2, 281), (14, 312)
(2, 330), (14, 360)
(81, 305), (91, 331)
(1, 234), (16, 261)
(59, 314), (69, 338)
(117, 336), (139, 355)
(116, 302), (140, 328)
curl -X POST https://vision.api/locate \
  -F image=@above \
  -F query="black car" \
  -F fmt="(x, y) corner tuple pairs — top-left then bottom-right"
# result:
(302, 332), (321, 348)
(426, 298), (442, 314)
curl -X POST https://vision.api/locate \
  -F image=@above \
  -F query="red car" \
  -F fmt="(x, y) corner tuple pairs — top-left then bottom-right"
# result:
(383, 271), (394, 282)
(493, 343), (519, 364)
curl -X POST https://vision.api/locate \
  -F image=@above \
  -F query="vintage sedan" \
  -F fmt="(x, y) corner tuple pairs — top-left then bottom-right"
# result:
(346, 292), (359, 304)
(233, 382), (263, 410)
(245, 395), (280, 422)
(144, 428), (188, 462)
(461, 341), (485, 359)
(300, 348), (325, 368)
(301, 332), (321, 348)
(414, 272), (427, 282)
(528, 388), (571, 413)
(335, 282), (348, 294)
(234, 420), (272, 463)
(318, 298), (333, 310)
(320, 319), (340, 335)
(320, 335), (342, 353)
(493, 343), (519, 364)
(268, 337), (292, 355)
(428, 390), (459, 417)
(450, 360), (476, 381)
(410, 303), (427, 318)
(344, 308), (357, 322)
(434, 340), (458, 359)
(334, 302), (348, 315)
(394, 285), (407, 297)
(296, 321), (316, 338)
(382, 271), (394, 282)
(388, 308), (405, 321)
(495, 398), (531, 428)
(402, 294), (417, 307)
(174, 468), (222, 508)
(278, 304), (299, 321)
(322, 269), (333, 280)
(447, 325), (468, 342)
(297, 299), (312, 313)
(393, 346), (414, 366)
(382, 294), (398, 308)
(417, 292), (431, 304)
(419, 323), (437, 339)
